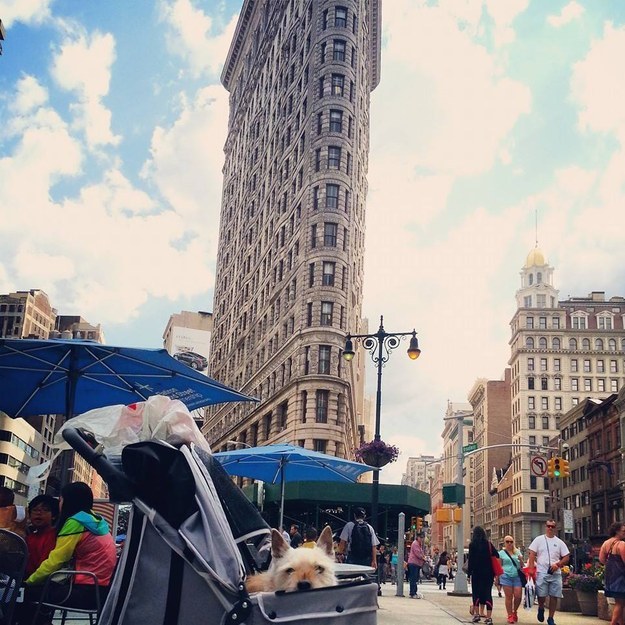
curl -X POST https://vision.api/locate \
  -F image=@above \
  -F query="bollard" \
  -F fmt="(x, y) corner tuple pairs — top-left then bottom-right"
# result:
(396, 512), (405, 596)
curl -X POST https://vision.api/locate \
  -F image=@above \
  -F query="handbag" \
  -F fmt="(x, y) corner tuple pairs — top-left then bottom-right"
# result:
(504, 550), (527, 586)
(490, 542), (504, 576)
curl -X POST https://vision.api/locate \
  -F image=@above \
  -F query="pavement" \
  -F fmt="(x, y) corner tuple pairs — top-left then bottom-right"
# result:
(377, 580), (597, 625)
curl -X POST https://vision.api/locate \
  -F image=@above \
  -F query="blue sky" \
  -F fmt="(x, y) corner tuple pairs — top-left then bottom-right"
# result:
(1, 1), (625, 483)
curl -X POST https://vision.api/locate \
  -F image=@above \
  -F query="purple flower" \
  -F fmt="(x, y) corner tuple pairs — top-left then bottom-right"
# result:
(354, 439), (400, 464)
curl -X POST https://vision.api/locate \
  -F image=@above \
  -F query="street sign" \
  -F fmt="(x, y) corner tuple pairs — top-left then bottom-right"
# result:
(462, 442), (478, 454)
(563, 509), (574, 533)
(530, 455), (548, 477)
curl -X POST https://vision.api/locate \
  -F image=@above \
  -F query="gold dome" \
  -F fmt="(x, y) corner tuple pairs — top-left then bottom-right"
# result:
(525, 247), (546, 267)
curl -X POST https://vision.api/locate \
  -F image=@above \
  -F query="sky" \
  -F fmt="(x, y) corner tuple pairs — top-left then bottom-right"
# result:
(1, 1), (625, 485)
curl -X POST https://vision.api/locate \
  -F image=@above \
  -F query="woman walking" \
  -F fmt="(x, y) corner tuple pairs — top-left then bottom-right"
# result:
(599, 521), (625, 625)
(467, 526), (500, 625)
(498, 535), (524, 624)
(437, 550), (449, 590)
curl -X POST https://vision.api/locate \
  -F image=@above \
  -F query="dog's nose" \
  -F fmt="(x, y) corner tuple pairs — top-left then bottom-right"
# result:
(297, 581), (312, 591)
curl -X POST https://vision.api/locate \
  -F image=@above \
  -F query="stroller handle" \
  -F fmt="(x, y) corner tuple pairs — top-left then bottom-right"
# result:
(62, 427), (135, 502)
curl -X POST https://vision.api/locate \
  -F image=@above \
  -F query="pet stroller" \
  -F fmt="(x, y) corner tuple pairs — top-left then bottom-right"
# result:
(63, 427), (378, 625)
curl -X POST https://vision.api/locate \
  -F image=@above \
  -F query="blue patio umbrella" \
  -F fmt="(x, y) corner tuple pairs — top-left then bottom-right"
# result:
(0, 338), (254, 419)
(213, 444), (376, 530)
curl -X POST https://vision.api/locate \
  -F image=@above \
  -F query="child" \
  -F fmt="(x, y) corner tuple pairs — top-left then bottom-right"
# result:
(25, 495), (59, 577)
(0, 485), (26, 537)
(302, 526), (318, 548)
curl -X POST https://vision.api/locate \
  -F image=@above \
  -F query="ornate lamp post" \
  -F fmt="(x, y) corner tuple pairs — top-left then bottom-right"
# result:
(343, 315), (421, 532)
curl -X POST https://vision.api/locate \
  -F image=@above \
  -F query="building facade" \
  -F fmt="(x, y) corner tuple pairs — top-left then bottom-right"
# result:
(205, 1), (381, 459)
(0, 289), (56, 339)
(508, 246), (625, 546)
(402, 454), (439, 492)
(468, 370), (512, 537)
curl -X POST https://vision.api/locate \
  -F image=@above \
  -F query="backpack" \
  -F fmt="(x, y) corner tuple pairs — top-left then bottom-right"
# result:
(350, 520), (373, 560)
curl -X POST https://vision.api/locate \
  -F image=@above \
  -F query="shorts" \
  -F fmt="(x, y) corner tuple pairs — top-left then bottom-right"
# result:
(499, 573), (522, 588)
(536, 572), (563, 598)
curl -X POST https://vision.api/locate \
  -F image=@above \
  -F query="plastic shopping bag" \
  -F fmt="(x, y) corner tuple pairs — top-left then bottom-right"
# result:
(27, 395), (210, 484)
(523, 576), (536, 610)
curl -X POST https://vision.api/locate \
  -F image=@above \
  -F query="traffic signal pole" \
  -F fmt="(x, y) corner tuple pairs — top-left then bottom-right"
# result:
(450, 413), (469, 596)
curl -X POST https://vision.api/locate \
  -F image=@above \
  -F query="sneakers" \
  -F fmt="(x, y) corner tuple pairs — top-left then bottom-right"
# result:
(547, 618), (555, 625)
(485, 619), (493, 625)
(537, 607), (545, 623)
(472, 615), (481, 623)
(513, 612), (518, 623)
(508, 615), (516, 624)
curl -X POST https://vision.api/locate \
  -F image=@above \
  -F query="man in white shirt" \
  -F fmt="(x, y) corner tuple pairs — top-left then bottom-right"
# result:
(527, 520), (570, 625)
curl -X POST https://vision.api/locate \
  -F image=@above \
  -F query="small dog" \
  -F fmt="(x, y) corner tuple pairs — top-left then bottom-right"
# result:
(245, 525), (337, 593)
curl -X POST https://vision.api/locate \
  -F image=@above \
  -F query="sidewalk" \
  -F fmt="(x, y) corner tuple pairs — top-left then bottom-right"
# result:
(377, 581), (597, 625)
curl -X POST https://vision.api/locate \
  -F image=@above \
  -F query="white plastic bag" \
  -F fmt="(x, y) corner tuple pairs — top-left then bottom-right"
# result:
(523, 576), (536, 610)
(27, 395), (211, 484)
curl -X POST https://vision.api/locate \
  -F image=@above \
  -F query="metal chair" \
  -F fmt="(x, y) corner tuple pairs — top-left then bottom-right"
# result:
(0, 529), (27, 625)
(31, 571), (102, 625)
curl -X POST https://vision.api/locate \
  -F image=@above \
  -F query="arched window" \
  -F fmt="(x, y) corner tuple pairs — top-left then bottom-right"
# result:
(582, 338), (590, 350)
(553, 338), (561, 349)
(526, 337), (534, 349)
(609, 339), (617, 351)
(595, 338), (604, 351)
(539, 337), (547, 349)
(569, 338), (577, 350)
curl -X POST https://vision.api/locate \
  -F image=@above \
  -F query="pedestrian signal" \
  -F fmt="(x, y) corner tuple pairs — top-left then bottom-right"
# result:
(411, 515), (418, 530)
(560, 458), (570, 478)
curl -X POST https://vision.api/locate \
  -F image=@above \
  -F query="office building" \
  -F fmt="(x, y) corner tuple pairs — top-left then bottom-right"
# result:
(205, 1), (381, 458)
(0, 289), (56, 339)
(508, 246), (625, 545)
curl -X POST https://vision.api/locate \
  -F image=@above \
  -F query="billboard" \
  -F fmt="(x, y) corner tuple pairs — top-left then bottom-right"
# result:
(168, 326), (211, 374)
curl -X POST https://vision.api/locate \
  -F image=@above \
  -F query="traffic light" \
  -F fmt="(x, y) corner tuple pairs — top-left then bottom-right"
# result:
(560, 458), (570, 478)
(411, 515), (418, 530)
(548, 456), (562, 478)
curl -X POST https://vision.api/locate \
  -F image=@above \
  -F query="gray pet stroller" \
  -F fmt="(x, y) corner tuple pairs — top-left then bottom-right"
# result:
(63, 428), (378, 625)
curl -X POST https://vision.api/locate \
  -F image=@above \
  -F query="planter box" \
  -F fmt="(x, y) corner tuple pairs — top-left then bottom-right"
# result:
(560, 587), (580, 612)
(598, 590), (615, 622)
(575, 590), (599, 617)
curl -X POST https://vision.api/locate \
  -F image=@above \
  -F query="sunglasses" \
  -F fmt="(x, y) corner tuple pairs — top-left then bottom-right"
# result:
(505, 540), (513, 543)
(546, 525), (556, 528)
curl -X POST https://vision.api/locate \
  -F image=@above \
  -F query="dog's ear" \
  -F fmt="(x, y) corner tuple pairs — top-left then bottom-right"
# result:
(316, 525), (334, 557)
(271, 528), (291, 559)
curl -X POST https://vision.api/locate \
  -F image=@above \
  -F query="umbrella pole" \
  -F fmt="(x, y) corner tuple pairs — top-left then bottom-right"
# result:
(278, 460), (286, 531)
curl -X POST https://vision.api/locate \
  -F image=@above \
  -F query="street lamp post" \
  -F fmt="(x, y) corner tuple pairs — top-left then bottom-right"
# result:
(343, 315), (421, 532)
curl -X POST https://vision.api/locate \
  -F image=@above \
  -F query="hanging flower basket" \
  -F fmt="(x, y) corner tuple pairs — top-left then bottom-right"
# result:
(355, 439), (399, 468)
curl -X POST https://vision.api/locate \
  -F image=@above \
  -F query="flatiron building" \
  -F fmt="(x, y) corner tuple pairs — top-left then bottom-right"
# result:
(205, 1), (381, 459)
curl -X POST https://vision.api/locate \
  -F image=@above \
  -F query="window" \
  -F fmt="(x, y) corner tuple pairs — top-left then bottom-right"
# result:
(539, 337), (547, 349)
(329, 109), (343, 132)
(611, 379), (619, 392)
(569, 338), (578, 350)
(313, 439), (327, 453)
(572, 315), (587, 329)
(597, 360), (605, 373)
(315, 149), (321, 171)
(263, 413), (272, 439)
(311, 224), (317, 247)
(313, 186), (319, 209)
(323, 222), (338, 246)
(331, 74), (344, 96)
(322, 261), (335, 286)
(277, 402), (288, 430)
(320, 42), (327, 63)
(571, 359), (578, 372)
(609, 339), (617, 351)
(528, 397), (535, 411)
(328, 147), (341, 169)
(552, 317), (560, 329)
(582, 338), (590, 350)
(540, 358), (548, 372)
(529, 415), (536, 429)
(309, 263), (315, 287)
(524, 296), (532, 307)
(610, 360), (618, 373)
(530, 475), (537, 490)
(315, 390), (329, 423)
(554, 377), (561, 390)
(555, 397), (562, 410)
(571, 378), (579, 391)
(320, 301), (333, 325)
(333, 39), (346, 61)
(335, 6), (347, 27)
(528, 357), (535, 371)
(537, 294), (546, 308)
(583, 359), (591, 373)
(319, 345), (331, 374)
(526, 316), (534, 329)
(531, 497), (538, 512)
(595, 338), (604, 351)
(326, 183), (340, 207)
(541, 377), (548, 390)
(598, 378), (606, 392)
(539, 317), (547, 329)
(528, 377), (535, 390)
(598, 315), (613, 330)
(541, 398), (549, 412)
(554, 358), (561, 372)
(526, 337), (534, 348)
(306, 303), (313, 326)
(553, 338), (561, 349)
(318, 76), (325, 97)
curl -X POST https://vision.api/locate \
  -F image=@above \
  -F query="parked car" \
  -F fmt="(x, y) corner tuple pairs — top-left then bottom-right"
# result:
(173, 351), (208, 371)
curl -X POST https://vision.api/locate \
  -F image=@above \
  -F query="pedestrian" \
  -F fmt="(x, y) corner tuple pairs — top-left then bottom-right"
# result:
(338, 508), (379, 568)
(599, 521), (625, 625)
(376, 544), (387, 585)
(302, 526), (318, 548)
(437, 550), (449, 590)
(407, 533), (426, 598)
(289, 523), (303, 548)
(526, 519), (570, 625)
(498, 535), (525, 624)
(279, 525), (291, 545)
(0, 485), (27, 537)
(25, 495), (59, 577)
(390, 546), (399, 582)
(467, 526), (500, 625)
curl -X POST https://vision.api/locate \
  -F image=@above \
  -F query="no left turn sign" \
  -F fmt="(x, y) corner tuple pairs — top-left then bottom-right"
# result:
(530, 455), (548, 477)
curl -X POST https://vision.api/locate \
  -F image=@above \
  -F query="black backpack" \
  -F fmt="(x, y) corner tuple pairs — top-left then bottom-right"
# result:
(350, 520), (373, 560)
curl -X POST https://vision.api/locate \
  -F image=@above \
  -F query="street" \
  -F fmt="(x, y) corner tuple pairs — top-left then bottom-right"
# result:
(377, 580), (595, 625)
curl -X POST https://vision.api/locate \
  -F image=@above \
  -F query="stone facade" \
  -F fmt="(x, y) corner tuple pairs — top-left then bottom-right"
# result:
(508, 246), (625, 546)
(0, 289), (56, 339)
(205, 1), (381, 459)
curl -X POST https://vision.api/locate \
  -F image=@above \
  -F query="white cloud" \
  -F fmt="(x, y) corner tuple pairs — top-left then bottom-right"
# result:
(571, 22), (625, 142)
(9, 75), (48, 114)
(50, 31), (121, 148)
(0, 0), (52, 27)
(158, 0), (238, 78)
(547, 1), (585, 28)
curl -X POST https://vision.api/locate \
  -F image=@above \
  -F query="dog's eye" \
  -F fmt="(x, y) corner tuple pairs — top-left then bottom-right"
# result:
(316, 566), (325, 574)
(285, 568), (295, 575)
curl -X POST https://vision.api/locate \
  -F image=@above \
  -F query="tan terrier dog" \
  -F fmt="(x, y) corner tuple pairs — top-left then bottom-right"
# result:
(246, 525), (337, 593)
